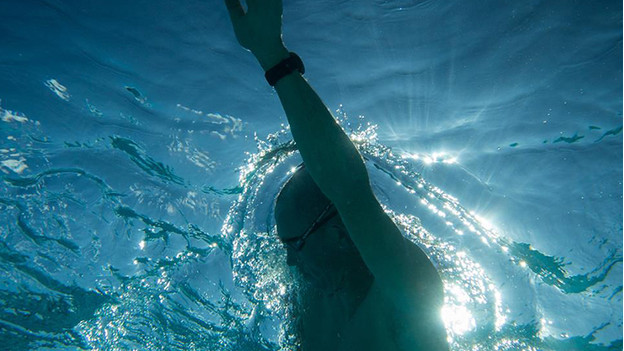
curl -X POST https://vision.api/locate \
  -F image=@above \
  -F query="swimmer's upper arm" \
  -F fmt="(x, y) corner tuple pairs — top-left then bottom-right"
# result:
(333, 185), (444, 303)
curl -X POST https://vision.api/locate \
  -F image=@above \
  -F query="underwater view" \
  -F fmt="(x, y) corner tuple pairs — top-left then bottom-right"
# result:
(0, 0), (621, 350)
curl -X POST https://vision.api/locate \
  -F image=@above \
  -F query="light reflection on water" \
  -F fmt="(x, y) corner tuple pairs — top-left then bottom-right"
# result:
(222, 117), (621, 350)
(0, 0), (619, 348)
(0, 101), (620, 350)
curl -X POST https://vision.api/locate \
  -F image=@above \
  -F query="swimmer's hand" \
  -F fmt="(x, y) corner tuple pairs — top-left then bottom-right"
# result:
(225, 0), (290, 70)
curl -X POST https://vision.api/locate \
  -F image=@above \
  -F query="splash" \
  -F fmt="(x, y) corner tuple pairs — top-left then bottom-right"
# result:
(110, 136), (185, 185)
(44, 79), (71, 101)
(0, 100), (619, 350)
(221, 107), (621, 350)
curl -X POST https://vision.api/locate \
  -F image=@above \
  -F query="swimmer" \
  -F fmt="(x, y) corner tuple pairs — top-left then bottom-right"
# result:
(225, 0), (449, 350)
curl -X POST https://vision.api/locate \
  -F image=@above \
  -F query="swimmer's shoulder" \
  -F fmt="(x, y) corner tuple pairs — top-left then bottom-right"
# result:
(337, 280), (448, 351)
(334, 185), (444, 304)
(373, 280), (449, 351)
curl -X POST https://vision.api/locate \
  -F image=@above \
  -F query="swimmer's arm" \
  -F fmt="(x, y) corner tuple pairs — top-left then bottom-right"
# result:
(275, 68), (446, 308)
(254, 55), (443, 301)
(225, 0), (445, 305)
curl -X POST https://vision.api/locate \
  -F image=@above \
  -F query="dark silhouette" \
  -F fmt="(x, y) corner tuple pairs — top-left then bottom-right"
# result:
(226, 0), (449, 349)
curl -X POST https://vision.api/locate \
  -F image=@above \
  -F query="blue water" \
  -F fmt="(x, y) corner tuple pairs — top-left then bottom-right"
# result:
(0, 0), (621, 350)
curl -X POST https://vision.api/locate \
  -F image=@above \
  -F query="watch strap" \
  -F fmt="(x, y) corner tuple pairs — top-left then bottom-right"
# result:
(265, 52), (305, 86)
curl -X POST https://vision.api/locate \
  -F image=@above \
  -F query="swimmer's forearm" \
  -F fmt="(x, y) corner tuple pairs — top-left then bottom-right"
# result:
(223, 0), (368, 200)
(257, 51), (370, 203)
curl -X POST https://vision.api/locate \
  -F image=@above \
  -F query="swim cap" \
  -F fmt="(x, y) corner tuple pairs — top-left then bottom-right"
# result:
(274, 163), (334, 240)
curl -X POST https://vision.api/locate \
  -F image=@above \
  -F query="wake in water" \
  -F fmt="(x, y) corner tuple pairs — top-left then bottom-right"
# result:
(223, 110), (622, 351)
(0, 102), (621, 350)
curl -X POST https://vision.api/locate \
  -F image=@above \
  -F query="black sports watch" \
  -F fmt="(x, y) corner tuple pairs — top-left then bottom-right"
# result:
(264, 52), (305, 86)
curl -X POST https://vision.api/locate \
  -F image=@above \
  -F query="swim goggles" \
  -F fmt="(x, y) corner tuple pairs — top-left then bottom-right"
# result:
(281, 201), (338, 251)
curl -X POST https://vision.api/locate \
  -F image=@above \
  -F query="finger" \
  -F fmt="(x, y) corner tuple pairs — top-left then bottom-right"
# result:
(224, 0), (245, 19)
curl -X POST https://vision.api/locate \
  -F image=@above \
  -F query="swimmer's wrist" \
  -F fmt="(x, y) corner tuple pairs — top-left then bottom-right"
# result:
(254, 44), (290, 71)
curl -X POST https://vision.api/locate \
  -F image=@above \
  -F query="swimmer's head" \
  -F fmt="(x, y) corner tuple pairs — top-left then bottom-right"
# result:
(274, 163), (335, 244)
(274, 164), (358, 270)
